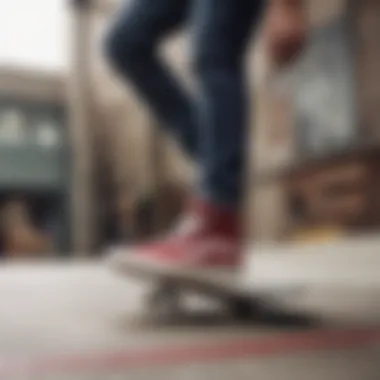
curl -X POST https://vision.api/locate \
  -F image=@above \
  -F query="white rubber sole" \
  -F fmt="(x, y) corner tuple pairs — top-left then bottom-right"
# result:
(105, 246), (241, 290)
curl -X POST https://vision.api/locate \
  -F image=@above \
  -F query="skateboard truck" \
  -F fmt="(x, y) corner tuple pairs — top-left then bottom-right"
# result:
(147, 280), (257, 320)
(146, 281), (183, 319)
(145, 278), (309, 324)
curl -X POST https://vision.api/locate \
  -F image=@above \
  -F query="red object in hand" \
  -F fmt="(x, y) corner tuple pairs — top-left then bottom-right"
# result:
(263, 0), (308, 67)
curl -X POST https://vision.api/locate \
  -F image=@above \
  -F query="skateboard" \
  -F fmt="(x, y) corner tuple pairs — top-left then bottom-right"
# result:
(106, 248), (311, 325)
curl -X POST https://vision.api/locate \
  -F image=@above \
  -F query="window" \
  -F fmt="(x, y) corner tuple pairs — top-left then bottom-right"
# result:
(34, 117), (61, 149)
(294, 16), (356, 157)
(0, 108), (26, 145)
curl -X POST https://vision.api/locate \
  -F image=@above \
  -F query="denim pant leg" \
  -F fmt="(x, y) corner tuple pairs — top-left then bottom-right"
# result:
(192, 0), (265, 207)
(104, 0), (197, 157)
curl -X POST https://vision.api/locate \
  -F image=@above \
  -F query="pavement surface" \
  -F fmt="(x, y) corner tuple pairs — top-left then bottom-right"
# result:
(1, 239), (380, 379)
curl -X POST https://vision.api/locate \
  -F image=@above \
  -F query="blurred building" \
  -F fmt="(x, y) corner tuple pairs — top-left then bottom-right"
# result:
(0, 67), (70, 257)
(246, 0), (380, 242)
(274, 0), (380, 241)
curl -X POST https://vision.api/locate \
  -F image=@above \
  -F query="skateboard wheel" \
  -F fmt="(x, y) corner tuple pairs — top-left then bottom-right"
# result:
(228, 297), (256, 320)
(146, 284), (182, 317)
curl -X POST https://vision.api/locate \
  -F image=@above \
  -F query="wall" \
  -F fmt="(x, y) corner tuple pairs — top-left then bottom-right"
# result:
(89, 3), (195, 194)
(0, 67), (66, 104)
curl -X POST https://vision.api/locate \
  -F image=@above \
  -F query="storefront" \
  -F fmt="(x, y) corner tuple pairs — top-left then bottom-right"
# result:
(0, 69), (70, 257)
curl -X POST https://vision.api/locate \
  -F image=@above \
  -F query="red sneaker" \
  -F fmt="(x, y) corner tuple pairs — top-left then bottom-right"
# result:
(107, 199), (243, 278)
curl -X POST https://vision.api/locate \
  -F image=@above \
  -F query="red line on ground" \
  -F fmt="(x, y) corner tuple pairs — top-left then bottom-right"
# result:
(2, 327), (380, 377)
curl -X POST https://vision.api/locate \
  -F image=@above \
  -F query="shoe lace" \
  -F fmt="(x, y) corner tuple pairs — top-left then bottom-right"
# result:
(159, 213), (204, 240)
(174, 214), (201, 235)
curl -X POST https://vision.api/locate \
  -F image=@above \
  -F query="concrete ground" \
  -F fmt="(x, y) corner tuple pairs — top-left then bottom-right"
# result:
(1, 239), (380, 379)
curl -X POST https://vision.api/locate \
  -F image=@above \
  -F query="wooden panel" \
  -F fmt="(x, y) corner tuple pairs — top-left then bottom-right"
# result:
(308, 192), (368, 223)
(351, 0), (380, 141)
(286, 159), (375, 227)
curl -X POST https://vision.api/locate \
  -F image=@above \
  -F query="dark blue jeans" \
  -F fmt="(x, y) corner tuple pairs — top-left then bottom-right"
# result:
(105, 0), (264, 207)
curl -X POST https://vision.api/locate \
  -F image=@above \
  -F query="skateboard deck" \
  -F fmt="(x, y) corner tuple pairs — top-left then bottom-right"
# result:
(106, 247), (311, 324)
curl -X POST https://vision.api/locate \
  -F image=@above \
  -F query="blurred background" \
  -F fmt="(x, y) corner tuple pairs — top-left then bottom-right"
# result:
(0, 0), (379, 259)
(2, 1), (380, 378)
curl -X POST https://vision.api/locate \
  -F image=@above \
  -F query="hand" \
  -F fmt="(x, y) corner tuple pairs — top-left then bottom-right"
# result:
(262, 0), (308, 68)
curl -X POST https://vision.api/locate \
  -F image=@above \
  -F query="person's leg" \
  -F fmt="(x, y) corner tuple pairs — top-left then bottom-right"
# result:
(108, 0), (265, 272)
(192, 0), (265, 208)
(104, 0), (197, 157)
